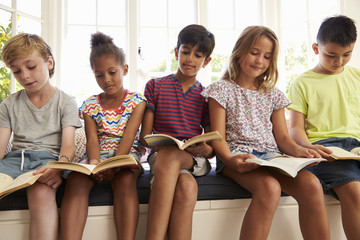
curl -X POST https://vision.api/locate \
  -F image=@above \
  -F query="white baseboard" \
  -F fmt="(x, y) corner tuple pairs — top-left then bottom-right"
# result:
(0, 195), (346, 240)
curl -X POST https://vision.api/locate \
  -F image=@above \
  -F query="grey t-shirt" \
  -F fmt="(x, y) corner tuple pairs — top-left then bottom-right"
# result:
(0, 88), (82, 155)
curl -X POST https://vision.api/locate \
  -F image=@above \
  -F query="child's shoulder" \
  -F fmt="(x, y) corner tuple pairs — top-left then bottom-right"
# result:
(125, 90), (146, 102)
(0, 89), (26, 107)
(345, 65), (360, 77)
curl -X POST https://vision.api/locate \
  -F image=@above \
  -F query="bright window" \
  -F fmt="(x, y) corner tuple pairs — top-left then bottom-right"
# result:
(0, 0), (42, 103)
(1, 0), (345, 106)
(60, 0), (127, 106)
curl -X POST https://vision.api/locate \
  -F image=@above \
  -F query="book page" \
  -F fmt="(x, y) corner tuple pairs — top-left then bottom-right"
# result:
(0, 173), (14, 191)
(327, 147), (360, 160)
(270, 158), (322, 171)
(47, 161), (95, 172)
(1, 171), (41, 193)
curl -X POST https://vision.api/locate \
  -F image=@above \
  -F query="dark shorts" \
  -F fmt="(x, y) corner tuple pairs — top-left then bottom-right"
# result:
(306, 138), (360, 198)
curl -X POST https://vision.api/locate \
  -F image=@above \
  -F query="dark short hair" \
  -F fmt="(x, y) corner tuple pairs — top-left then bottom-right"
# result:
(176, 24), (215, 59)
(317, 15), (357, 46)
(89, 32), (126, 69)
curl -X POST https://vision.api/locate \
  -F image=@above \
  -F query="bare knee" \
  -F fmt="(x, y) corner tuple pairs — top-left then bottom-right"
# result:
(173, 174), (198, 209)
(27, 183), (57, 208)
(65, 172), (94, 194)
(335, 182), (360, 206)
(252, 177), (281, 208)
(111, 169), (138, 193)
(293, 173), (324, 204)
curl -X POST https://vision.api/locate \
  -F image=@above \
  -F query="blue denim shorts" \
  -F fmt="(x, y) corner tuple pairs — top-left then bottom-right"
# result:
(306, 138), (360, 198)
(0, 150), (57, 178)
(216, 150), (283, 173)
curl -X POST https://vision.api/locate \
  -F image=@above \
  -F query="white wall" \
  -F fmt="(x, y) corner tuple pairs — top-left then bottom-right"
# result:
(343, 0), (360, 67)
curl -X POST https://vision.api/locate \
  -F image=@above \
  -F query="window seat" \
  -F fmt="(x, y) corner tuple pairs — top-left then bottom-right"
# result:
(0, 166), (346, 240)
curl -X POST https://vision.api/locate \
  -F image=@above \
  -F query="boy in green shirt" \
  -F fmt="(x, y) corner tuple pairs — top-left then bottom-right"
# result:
(288, 15), (360, 240)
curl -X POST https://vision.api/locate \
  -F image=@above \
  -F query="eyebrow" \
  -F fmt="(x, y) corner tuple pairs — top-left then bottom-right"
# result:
(327, 50), (353, 55)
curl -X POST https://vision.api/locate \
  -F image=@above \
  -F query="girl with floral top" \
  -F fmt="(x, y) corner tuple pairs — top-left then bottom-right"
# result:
(202, 26), (330, 240)
(60, 32), (146, 240)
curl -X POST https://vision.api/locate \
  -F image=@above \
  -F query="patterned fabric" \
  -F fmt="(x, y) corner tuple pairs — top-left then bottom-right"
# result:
(202, 79), (291, 153)
(79, 90), (146, 155)
(144, 74), (209, 140)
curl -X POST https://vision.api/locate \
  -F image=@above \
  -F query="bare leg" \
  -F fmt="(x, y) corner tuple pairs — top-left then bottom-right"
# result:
(222, 167), (281, 240)
(275, 169), (330, 240)
(334, 181), (360, 240)
(27, 182), (59, 240)
(167, 173), (198, 240)
(111, 169), (140, 240)
(146, 146), (195, 240)
(60, 172), (95, 240)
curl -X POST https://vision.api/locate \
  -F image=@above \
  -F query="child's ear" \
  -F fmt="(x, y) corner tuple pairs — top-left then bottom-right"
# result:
(202, 57), (212, 68)
(174, 47), (179, 60)
(123, 64), (129, 76)
(47, 56), (54, 70)
(312, 43), (319, 55)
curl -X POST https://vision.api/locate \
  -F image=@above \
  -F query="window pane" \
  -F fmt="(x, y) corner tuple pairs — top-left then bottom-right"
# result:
(309, 0), (338, 21)
(17, 0), (41, 17)
(97, 26), (127, 49)
(208, 0), (234, 29)
(235, 0), (260, 29)
(67, 0), (96, 25)
(61, 26), (98, 105)
(139, 28), (170, 75)
(168, 0), (197, 28)
(0, 9), (11, 30)
(281, 0), (307, 26)
(279, 0), (340, 94)
(0, 9), (12, 103)
(140, 0), (167, 27)
(17, 16), (41, 35)
(98, 0), (126, 26)
(0, 0), (11, 7)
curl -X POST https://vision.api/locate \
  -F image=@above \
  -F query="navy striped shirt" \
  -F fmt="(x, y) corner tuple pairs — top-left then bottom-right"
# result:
(144, 74), (209, 140)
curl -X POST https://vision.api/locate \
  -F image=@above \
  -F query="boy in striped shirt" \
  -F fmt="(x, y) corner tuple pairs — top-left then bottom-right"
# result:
(141, 24), (215, 240)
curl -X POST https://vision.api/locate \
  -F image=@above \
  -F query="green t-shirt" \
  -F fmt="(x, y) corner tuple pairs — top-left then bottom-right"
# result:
(288, 65), (360, 143)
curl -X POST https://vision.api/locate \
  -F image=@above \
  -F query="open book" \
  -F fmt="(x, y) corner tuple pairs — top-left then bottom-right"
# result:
(245, 156), (326, 178)
(46, 154), (139, 175)
(0, 171), (42, 199)
(143, 131), (222, 150)
(326, 146), (360, 160)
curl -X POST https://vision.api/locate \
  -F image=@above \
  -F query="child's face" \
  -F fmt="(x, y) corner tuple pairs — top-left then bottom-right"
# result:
(93, 54), (128, 95)
(9, 50), (53, 93)
(313, 42), (354, 75)
(239, 36), (273, 81)
(175, 44), (211, 77)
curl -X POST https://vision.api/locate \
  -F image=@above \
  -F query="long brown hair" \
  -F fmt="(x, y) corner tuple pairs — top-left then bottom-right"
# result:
(222, 26), (279, 92)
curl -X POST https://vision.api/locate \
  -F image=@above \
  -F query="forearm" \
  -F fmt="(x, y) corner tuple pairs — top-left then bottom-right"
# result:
(289, 126), (313, 148)
(212, 141), (233, 164)
(86, 140), (101, 161)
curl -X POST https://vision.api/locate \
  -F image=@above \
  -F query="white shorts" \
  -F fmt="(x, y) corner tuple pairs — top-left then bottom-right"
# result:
(147, 151), (211, 179)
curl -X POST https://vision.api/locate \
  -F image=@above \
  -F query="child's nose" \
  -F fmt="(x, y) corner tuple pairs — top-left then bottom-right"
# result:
(21, 69), (30, 80)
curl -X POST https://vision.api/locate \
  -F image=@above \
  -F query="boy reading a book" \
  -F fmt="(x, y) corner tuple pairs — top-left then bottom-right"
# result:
(288, 15), (360, 239)
(0, 33), (81, 240)
(140, 24), (215, 240)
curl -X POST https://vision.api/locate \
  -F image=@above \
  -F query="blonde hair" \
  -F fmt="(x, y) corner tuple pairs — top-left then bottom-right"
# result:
(1, 33), (55, 77)
(222, 26), (279, 92)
